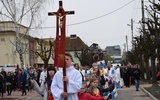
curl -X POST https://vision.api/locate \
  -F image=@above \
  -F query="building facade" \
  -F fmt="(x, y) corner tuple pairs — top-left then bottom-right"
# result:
(66, 34), (88, 66)
(105, 45), (121, 63)
(89, 43), (104, 63)
(0, 21), (54, 70)
(0, 21), (30, 69)
(0, 22), (87, 70)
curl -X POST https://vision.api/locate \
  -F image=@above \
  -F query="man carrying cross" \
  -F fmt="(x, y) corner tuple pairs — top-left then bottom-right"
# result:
(51, 53), (82, 100)
(49, 1), (82, 100)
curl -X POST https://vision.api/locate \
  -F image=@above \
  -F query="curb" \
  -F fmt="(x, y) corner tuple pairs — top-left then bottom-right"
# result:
(141, 87), (158, 100)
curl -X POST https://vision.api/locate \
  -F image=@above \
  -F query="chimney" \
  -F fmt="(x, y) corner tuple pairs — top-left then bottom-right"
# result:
(70, 34), (77, 39)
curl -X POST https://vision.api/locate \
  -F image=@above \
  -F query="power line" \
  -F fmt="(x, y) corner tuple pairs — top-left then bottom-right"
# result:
(31, 0), (136, 29)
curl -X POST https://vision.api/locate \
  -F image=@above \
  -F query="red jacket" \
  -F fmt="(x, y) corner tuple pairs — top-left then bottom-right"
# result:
(48, 95), (54, 100)
(78, 92), (104, 100)
(48, 86), (54, 100)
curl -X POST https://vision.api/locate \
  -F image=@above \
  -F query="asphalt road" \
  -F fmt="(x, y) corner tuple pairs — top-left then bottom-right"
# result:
(114, 85), (151, 100)
(0, 84), (153, 100)
(22, 85), (152, 100)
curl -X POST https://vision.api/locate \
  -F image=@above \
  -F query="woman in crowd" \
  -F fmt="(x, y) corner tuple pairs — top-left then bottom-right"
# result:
(6, 71), (13, 95)
(92, 63), (105, 88)
(17, 70), (22, 91)
(28, 68), (35, 91)
(30, 66), (56, 100)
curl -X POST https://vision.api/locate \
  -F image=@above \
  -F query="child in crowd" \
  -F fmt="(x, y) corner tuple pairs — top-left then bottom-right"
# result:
(85, 73), (90, 88)
(86, 75), (102, 97)
(78, 83), (108, 100)
(86, 75), (115, 99)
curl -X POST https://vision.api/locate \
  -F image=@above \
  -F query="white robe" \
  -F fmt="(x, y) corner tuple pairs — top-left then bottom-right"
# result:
(39, 71), (47, 84)
(109, 67), (116, 79)
(103, 67), (108, 80)
(115, 68), (124, 87)
(51, 66), (82, 100)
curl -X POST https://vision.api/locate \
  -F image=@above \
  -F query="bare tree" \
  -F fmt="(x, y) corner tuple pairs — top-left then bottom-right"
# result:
(31, 38), (54, 68)
(0, 0), (47, 68)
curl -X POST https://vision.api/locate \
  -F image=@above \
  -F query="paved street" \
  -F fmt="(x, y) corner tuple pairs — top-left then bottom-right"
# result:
(0, 84), (154, 100)
(16, 94), (43, 100)
(115, 84), (152, 100)
(0, 90), (43, 100)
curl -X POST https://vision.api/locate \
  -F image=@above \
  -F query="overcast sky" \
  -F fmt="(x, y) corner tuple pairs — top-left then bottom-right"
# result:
(30, 0), (143, 51)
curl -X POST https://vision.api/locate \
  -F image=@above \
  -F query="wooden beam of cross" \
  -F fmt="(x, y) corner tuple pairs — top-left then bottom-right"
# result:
(48, 1), (74, 100)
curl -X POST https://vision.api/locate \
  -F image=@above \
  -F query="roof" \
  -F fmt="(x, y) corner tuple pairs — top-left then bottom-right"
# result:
(66, 35), (88, 51)
(0, 21), (28, 28)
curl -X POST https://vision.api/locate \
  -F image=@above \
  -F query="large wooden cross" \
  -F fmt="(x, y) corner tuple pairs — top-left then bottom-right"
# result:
(48, 1), (74, 100)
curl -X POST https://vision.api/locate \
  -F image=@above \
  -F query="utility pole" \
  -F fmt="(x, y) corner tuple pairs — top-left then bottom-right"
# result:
(127, 19), (134, 48)
(126, 35), (128, 52)
(131, 19), (133, 44)
(141, 0), (145, 36)
(124, 43), (126, 52)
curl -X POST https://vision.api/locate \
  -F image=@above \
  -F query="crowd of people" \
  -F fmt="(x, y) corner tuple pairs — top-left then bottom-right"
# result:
(76, 63), (142, 100)
(0, 53), (142, 100)
(0, 66), (43, 97)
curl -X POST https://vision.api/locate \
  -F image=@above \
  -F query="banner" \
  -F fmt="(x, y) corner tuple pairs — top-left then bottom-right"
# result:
(54, 7), (66, 67)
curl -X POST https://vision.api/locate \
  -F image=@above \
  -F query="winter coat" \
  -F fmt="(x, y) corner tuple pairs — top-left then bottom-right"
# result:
(0, 74), (4, 92)
(32, 80), (54, 100)
(78, 92), (104, 100)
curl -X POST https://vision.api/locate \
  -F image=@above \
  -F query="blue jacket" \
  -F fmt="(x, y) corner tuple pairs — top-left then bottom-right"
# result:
(20, 72), (27, 83)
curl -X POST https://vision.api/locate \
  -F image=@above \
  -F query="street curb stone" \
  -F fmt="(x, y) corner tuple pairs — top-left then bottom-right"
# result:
(141, 87), (158, 100)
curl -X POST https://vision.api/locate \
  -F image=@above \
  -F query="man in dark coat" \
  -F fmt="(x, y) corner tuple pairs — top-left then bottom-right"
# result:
(0, 73), (4, 97)
(20, 68), (27, 96)
(1, 68), (7, 93)
(133, 64), (141, 91)
(123, 65), (131, 87)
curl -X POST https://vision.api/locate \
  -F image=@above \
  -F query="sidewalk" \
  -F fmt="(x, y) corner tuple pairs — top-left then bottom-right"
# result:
(115, 85), (151, 100)
(0, 90), (43, 100)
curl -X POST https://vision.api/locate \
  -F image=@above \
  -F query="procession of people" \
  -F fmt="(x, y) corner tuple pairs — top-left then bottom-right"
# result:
(0, 53), (143, 100)
(0, 1), (148, 100)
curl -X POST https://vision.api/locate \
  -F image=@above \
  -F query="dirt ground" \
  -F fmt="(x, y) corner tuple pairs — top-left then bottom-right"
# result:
(144, 84), (160, 100)
(140, 80), (160, 100)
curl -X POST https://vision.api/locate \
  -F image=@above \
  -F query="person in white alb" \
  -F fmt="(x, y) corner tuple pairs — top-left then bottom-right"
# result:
(115, 65), (124, 88)
(51, 53), (82, 100)
(79, 66), (85, 77)
(39, 67), (47, 85)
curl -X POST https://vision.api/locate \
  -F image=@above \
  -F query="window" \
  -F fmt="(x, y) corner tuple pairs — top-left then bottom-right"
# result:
(1, 38), (5, 42)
